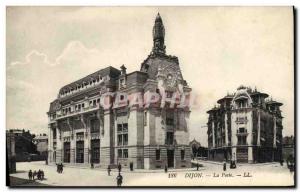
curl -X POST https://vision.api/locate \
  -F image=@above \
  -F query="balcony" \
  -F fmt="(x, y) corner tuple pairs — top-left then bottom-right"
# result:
(56, 105), (100, 120)
(91, 132), (100, 140)
(76, 134), (84, 141)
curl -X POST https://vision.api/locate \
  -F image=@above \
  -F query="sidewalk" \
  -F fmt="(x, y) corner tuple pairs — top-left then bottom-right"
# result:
(192, 159), (280, 166)
(48, 162), (201, 173)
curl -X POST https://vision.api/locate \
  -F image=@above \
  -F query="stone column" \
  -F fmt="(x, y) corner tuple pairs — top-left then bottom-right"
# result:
(273, 116), (277, 148)
(143, 109), (151, 169)
(56, 125), (62, 163)
(231, 113), (237, 161)
(70, 136), (76, 164)
(257, 110), (261, 146)
(224, 113), (228, 146)
(100, 109), (114, 167)
(67, 118), (76, 164)
(82, 115), (90, 164)
(47, 125), (53, 163)
(212, 121), (215, 148)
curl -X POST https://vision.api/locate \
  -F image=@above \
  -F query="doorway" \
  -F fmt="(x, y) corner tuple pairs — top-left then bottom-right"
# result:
(167, 150), (174, 168)
(63, 142), (70, 163)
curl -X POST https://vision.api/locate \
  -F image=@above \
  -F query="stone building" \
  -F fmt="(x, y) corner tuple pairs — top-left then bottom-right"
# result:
(207, 86), (283, 163)
(33, 134), (48, 156)
(6, 130), (16, 173)
(47, 13), (191, 169)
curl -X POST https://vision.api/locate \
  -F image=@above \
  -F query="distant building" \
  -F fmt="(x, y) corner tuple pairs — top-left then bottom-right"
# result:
(207, 86), (283, 163)
(6, 131), (16, 173)
(282, 135), (294, 160)
(33, 134), (48, 156)
(189, 139), (208, 159)
(7, 129), (37, 155)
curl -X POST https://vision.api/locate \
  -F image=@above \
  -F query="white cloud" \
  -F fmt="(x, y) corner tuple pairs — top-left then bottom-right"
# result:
(6, 7), (294, 142)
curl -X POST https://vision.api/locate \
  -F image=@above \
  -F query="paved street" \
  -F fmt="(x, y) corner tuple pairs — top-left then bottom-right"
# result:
(9, 161), (294, 187)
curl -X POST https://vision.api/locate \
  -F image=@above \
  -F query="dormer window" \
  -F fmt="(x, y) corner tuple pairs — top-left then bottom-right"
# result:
(119, 78), (126, 89)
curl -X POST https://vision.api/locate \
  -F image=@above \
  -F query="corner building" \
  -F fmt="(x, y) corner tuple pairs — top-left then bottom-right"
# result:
(47, 13), (192, 169)
(207, 86), (283, 163)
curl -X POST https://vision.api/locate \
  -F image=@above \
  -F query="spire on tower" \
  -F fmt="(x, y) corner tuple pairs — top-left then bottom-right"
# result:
(152, 13), (166, 55)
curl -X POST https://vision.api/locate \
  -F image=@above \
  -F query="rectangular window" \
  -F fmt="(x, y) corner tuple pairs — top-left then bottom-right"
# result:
(181, 150), (185, 160)
(166, 118), (174, 126)
(117, 134), (122, 146)
(118, 149), (122, 158)
(117, 124), (122, 132)
(123, 123), (128, 132)
(238, 136), (247, 145)
(123, 134), (128, 145)
(156, 149), (160, 160)
(166, 111), (174, 126)
(238, 127), (246, 133)
(90, 119), (100, 133)
(144, 111), (147, 126)
(123, 149), (128, 158)
(166, 132), (174, 145)
(53, 129), (57, 139)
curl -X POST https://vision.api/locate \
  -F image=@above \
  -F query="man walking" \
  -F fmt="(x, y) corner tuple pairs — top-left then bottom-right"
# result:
(107, 165), (111, 176)
(28, 170), (32, 180)
(130, 162), (133, 171)
(118, 163), (122, 173)
(116, 173), (123, 187)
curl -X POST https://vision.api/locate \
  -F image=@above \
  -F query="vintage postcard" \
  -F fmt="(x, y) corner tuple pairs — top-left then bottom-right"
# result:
(6, 6), (295, 187)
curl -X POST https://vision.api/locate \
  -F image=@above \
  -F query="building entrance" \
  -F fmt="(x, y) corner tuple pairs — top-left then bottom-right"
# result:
(76, 141), (84, 163)
(63, 142), (70, 163)
(167, 150), (174, 168)
(91, 139), (100, 164)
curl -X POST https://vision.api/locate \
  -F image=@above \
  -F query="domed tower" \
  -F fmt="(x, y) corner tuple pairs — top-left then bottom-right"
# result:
(152, 13), (166, 55)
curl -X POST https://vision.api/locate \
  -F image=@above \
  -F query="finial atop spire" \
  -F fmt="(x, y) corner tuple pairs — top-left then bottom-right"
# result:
(152, 12), (166, 55)
(120, 64), (127, 75)
(155, 12), (162, 23)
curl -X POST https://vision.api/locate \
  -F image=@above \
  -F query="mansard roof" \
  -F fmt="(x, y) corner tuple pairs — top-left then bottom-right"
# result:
(58, 66), (120, 95)
(250, 90), (269, 98)
(217, 94), (234, 104)
(49, 99), (60, 113)
(206, 106), (220, 114)
(266, 100), (283, 106)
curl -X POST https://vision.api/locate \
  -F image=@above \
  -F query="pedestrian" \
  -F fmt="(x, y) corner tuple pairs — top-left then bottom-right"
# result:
(33, 170), (37, 180)
(37, 170), (41, 180)
(41, 170), (44, 180)
(91, 162), (94, 169)
(164, 164), (168, 173)
(280, 159), (284, 166)
(130, 162), (133, 171)
(196, 163), (199, 171)
(116, 173), (123, 187)
(107, 165), (111, 176)
(28, 170), (33, 180)
(118, 163), (122, 173)
(60, 163), (64, 173)
(223, 160), (227, 171)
